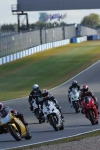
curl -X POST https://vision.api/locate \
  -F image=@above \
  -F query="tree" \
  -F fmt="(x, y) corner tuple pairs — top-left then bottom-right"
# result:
(35, 21), (46, 29)
(81, 13), (100, 28)
(1, 24), (16, 32)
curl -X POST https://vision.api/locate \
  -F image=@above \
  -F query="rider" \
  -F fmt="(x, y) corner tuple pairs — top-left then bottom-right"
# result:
(68, 80), (80, 105)
(28, 84), (44, 123)
(28, 84), (42, 111)
(79, 85), (99, 113)
(40, 89), (64, 120)
(0, 102), (28, 134)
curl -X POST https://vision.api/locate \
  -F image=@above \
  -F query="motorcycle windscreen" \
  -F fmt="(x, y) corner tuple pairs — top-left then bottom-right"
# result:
(0, 113), (11, 125)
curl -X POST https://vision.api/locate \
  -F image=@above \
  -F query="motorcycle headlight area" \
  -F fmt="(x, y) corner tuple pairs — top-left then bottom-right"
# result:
(0, 114), (11, 124)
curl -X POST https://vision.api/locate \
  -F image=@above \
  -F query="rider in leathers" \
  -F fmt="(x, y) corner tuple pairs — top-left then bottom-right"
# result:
(79, 85), (99, 113)
(28, 84), (44, 123)
(28, 84), (42, 111)
(0, 102), (28, 134)
(40, 89), (64, 120)
(68, 80), (80, 105)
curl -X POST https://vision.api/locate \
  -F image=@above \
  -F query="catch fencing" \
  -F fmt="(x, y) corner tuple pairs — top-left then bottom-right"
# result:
(80, 26), (97, 36)
(0, 24), (98, 58)
(0, 25), (76, 58)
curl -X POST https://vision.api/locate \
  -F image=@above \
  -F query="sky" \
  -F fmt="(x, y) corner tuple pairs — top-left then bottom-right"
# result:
(0, 0), (100, 25)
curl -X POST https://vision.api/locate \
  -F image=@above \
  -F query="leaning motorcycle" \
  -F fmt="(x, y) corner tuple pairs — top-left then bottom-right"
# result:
(32, 98), (45, 124)
(0, 110), (32, 141)
(42, 100), (64, 131)
(81, 96), (99, 125)
(69, 88), (80, 113)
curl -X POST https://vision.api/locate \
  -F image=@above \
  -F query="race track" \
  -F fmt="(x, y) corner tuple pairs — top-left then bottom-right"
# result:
(1, 60), (100, 150)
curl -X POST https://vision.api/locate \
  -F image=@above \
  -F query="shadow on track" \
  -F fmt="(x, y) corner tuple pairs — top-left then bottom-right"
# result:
(0, 139), (16, 142)
(31, 129), (56, 133)
(62, 112), (79, 114)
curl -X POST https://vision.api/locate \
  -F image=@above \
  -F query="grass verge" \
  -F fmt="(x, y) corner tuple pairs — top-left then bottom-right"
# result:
(10, 129), (100, 150)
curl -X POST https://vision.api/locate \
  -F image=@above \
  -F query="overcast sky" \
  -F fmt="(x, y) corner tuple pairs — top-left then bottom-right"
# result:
(0, 0), (100, 25)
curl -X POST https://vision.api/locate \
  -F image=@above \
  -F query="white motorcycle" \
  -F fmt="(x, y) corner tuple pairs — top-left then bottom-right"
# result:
(42, 100), (64, 131)
(69, 88), (80, 113)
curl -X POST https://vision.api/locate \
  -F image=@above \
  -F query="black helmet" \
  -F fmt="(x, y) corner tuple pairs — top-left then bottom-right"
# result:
(0, 103), (3, 111)
(72, 80), (77, 87)
(82, 85), (88, 92)
(32, 84), (39, 92)
(41, 89), (48, 97)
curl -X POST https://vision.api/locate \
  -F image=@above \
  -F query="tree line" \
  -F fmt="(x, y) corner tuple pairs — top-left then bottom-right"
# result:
(0, 13), (100, 32)
(0, 21), (67, 33)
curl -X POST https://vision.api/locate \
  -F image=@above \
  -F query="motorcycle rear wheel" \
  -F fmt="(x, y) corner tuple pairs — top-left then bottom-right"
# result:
(25, 127), (32, 140)
(59, 122), (64, 130)
(9, 125), (21, 141)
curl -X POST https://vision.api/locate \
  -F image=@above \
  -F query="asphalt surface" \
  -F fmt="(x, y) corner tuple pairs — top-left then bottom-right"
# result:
(1, 60), (100, 150)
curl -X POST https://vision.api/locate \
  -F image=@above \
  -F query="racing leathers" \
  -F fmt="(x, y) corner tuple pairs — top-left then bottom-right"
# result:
(68, 85), (80, 104)
(0, 106), (28, 134)
(28, 90), (44, 122)
(79, 91), (99, 112)
(28, 90), (42, 111)
(40, 94), (64, 119)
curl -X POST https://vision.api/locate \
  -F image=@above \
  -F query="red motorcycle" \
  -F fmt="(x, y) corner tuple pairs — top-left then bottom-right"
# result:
(81, 96), (99, 125)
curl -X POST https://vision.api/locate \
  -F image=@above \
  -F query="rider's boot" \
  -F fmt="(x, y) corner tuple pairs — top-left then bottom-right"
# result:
(30, 105), (33, 111)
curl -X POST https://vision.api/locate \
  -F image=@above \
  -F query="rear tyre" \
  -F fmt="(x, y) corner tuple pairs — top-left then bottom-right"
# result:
(9, 125), (21, 141)
(95, 120), (99, 124)
(59, 122), (64, 130)
(25, 127), (32, 140)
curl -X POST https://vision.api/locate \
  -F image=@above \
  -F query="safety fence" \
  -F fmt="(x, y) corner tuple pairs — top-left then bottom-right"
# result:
(0, 24), (98, 61)
(0, 25), (76, 58)
(0, 36), (87, 65)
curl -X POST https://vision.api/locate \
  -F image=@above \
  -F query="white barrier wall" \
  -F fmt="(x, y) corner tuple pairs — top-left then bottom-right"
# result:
(0, 37), (87, 65)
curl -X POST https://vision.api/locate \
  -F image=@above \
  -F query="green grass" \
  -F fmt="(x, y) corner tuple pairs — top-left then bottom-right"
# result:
(9, 129), (100, 150)
(0, 41), (100, 101)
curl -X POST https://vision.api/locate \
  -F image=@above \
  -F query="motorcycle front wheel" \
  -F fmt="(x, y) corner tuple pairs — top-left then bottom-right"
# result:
(49, 115), (59, 131)
(9, 125), (21, 141)
(73, 102), (80, 113)
(87, 110), (95, 125)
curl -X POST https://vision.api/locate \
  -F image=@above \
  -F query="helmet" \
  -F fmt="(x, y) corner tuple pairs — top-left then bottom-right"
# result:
(72, 80), (77, 87)
(0, 103), (3, 111)
(32, 84), (39, 92)
(41, 89), (48, 97)
(82, 85), (88, 92)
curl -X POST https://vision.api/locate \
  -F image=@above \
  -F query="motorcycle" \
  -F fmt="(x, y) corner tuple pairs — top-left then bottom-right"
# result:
(69, 88), (80, 113)
(0, 110), (32, 141)
(42, 100), (64, 131)
(32, 98), (45, 124)
(81, 96), (99, 125)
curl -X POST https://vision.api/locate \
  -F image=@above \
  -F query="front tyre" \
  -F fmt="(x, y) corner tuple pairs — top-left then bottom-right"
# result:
(49, 115), (59, 131)
(73, 102), (79, 113)
(9, 125), (21, 141)
(87, 110), (95, 125)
